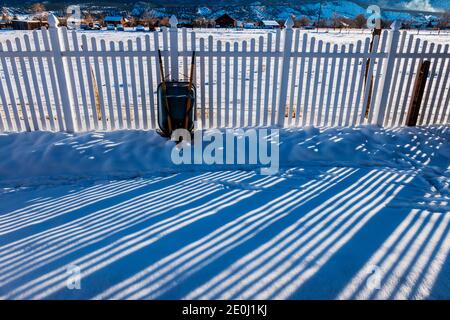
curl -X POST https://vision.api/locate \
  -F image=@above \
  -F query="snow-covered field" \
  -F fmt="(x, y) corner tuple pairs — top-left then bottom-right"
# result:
(0, 125), (449, 299)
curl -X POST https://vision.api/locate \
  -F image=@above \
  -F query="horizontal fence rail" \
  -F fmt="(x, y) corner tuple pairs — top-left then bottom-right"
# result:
(0, 15), (449, 133)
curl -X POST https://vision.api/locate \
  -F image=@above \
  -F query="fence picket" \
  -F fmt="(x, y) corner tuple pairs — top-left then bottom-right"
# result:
(145, 35), (156, 129)
(199, 38), (206, 126)
(136, 37), (147, 129)
(317, 42), (330, 126)
(110, 41), (123, 129)
(263, 33), (273, 126)
(232, 42), (239, 127)
(217, 40), (222, 128)
(295, 33), (308, 126)
(270, 29), (281, 125)
(71, 31), (89, 130)
(240, 41), (247, 127)
(119, 41), (131, 128)
(255, 36), (264, 126)
(288, 29), (300, 126)
(344, 41), (361, 126)
(101, 40), (115, 130)
(302, 37), (315, 126)
(208, 35), (214, 128)
(91, 38), (107, 130)
(338, 43), (353, 126)
(224, 42), (231, 127)
(353, 38), (370, 126)
(248, 38), (256, 127)
(331, 45), (345, 127)
(310, 40), (323, 126)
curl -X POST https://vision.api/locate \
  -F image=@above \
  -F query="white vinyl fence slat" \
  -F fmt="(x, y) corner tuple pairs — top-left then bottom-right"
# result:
(232, 42), (239, 127)
(217, 40), (222, 128)
(101, 39), (115, 130)
(263, 33), (273, 126)
(119, 41), (131, 128)
(310, 40), (323, 126)
(199, 38), (206, 127)
(248, 38), (256, 127)
(255, 36), (264, 127)
(136, 38), (147, 129)
(331, 44), (345, 127)
(270, 29), (281, 125)
(302, 36), (315, 126)
(92, 38), (107, 130)
(110, 41), (123, 129)
(360, 35), (380, 124)
(368, 30), (388, 124)
(224, 41), (231, 127)
(354, 38), (371, 126)
(145, 36), (156, 129)
(384, 31), (407, 126)
(324, 43), (337, 126)
(345, 41), (361, 126)
(338, 43), (353, 127)
(288, 29), (300, 126)
(208, 35), (214, 128)
(240, 41), (247, 127)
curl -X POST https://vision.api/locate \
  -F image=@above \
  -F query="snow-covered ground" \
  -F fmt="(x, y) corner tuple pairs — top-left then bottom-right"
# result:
(0, 125), (449, 299)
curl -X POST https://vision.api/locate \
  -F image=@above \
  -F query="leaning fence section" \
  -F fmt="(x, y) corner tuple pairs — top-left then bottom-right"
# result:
(0, 15), (449, 133)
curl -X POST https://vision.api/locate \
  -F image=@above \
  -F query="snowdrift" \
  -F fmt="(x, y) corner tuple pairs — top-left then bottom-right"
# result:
(0, 126), (448, 188)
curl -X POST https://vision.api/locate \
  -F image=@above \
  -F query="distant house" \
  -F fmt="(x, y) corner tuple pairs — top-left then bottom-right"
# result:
(104, 16), (126, 27)
(243, 22), (257, 29)
(214, 14), (236, 28)
(177, 19), (193, 28)
(261, 20), (281, 29)
(11, 20), (45, 30)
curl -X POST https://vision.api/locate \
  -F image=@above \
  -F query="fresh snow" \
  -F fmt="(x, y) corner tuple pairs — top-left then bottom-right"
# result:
(0, 125), (449, 299)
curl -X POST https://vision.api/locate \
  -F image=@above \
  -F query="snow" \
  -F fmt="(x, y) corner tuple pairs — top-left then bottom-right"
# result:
(0, 125), (449, 299)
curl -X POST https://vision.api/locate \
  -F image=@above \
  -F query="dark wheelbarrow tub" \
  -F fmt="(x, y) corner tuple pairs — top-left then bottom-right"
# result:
(157, 81), (196, 137)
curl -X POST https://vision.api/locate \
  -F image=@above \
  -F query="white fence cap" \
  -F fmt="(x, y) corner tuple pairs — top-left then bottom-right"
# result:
(390, 20), (400, 31)
(170, 15), (178, 28)
(48, 14), (59, 28)
(285, 16), (294, 29)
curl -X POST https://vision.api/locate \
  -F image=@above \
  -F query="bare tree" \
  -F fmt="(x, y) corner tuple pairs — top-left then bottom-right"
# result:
(353, 14), (366, 29)
(437, 11), (450, 29)
(296, 16), (310, 27)
(30, 3), (45, 14)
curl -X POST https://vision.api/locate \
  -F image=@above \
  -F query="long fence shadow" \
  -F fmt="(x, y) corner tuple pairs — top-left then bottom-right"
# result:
(0, 126), (448, 300)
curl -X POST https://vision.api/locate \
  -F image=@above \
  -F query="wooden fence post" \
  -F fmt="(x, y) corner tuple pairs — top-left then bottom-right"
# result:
(48, 14), (75, 132)
(169, 15), (179, 81)
(373, 20), (401, 126)
(406, 60), (430, 126)
(276, 16), (294, 127)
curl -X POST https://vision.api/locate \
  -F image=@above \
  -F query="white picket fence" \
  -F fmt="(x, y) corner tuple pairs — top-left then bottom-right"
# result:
(0, 15), (449, 133)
